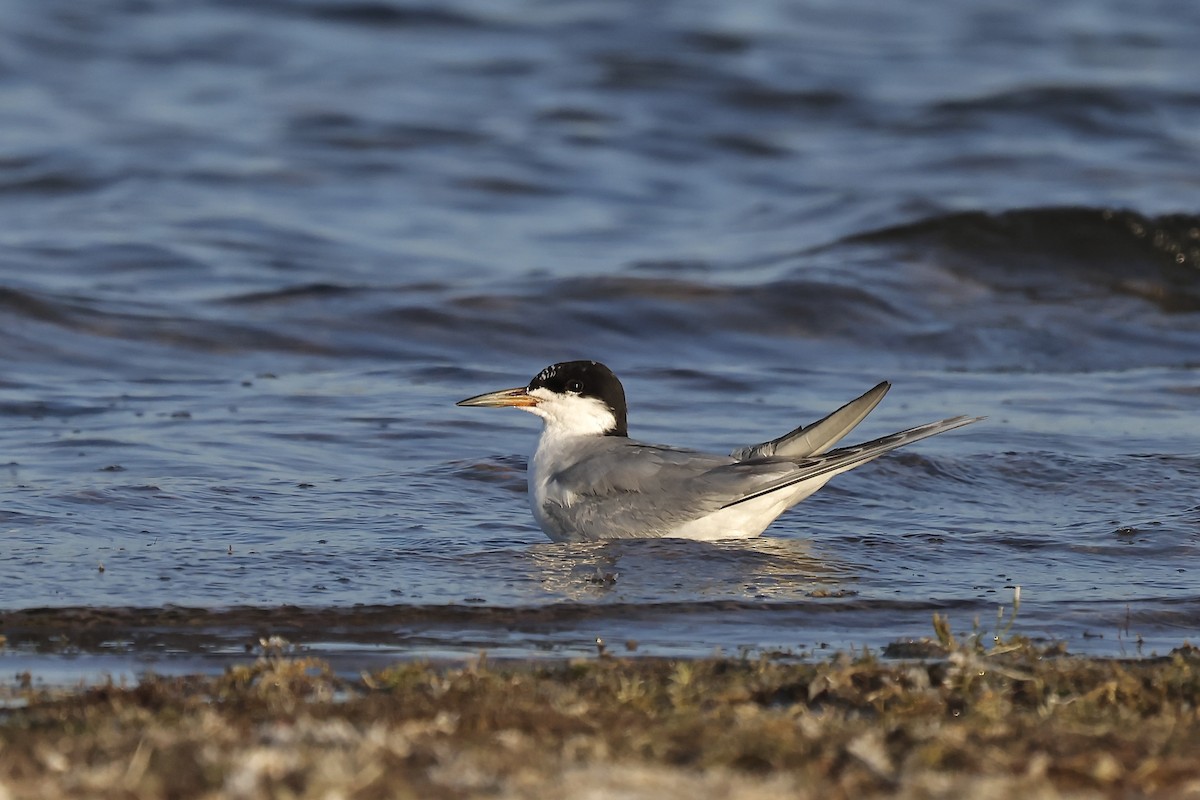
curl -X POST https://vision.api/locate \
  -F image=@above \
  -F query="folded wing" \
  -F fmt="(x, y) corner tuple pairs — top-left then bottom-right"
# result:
(540, 413), (983, 540)
(731, 381), (891, 460)
(542, 441), (788, 538)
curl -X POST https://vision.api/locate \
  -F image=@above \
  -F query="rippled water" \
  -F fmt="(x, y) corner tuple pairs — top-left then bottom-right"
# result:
(2, 0), (1199, 677)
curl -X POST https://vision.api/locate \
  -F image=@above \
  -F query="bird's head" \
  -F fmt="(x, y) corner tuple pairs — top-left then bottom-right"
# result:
(457, 360), (628, 438)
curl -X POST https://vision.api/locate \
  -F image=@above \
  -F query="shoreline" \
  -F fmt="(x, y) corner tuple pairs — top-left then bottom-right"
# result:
(2, 640), (1198, 798)
(0, 596), (1177, 672)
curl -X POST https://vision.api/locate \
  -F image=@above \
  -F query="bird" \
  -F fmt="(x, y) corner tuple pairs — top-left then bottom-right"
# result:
(457, 360), (980, 543)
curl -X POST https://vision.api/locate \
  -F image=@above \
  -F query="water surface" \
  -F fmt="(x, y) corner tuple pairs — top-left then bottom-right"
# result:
(1, 0), (1199, 678)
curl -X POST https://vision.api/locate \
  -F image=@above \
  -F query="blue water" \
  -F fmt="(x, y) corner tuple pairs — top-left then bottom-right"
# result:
(1, 0), (1199, 676)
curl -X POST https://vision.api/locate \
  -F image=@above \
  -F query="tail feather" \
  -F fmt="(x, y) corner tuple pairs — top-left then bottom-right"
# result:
(722, 415), (983, 509)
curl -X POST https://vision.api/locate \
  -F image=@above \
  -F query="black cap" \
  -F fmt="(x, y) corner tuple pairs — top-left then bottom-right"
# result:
(528, 361), (628, 437)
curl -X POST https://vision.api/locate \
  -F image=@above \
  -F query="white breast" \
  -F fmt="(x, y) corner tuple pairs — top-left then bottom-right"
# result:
(521, 388), (622, 541)
(527, 429), (585, 541)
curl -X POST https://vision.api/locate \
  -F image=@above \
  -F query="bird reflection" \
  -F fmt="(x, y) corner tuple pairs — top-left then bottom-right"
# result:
(524, 536), (858, 603)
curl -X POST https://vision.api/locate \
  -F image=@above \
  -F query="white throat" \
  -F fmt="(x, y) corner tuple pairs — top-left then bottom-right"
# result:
(522, 388), (619, 439)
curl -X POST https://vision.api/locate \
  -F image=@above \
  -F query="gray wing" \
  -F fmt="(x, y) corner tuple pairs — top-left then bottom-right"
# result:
(542, 414), (982, 538)
(542, 441), (796, 539)
(731, 381), (891, 460)
(721, 415), (983, 509)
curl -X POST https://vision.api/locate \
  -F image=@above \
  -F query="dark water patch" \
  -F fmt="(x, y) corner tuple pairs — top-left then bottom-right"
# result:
(0, 399), (110, 420)
(276, 1), (488, 29)
(848, 207), (1200, 308)
(0, 286), (367, 363)
(925, 85), (1189, 136)
(71, 310), (342, 357)
(535, 106), (619, 125)
(595, 52), (719, 92)
(0, 287), (76, 324)
(405, 364), (493, 383)
(0, 150), (115, 194)
(455, 176), (562, 196)
(287, 113), (491, 151)
(374, 302), (535, 343)
(990, 534), (1057, 551)
(551, 275), (909, 340)
(678, 29), (750, 55)
(223, 282), (365, 305)
(642, 367), (758, 394)
(862, 451), (981, 487)
(707, 133), (791, 158)
(38, 437), (138, 449)
(721, 85), (854, 114)
(0, 510), (54, 525)
(447, 457), (527, 492)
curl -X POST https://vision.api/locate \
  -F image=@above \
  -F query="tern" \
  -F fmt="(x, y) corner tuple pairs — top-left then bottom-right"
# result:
(458, 361), (980, 543)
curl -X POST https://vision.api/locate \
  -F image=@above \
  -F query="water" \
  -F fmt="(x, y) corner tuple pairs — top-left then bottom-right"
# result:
(2, 0), (1199, 678)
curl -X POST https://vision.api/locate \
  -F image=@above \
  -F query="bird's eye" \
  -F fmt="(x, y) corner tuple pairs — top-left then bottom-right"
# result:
(568, 380), (583, 393)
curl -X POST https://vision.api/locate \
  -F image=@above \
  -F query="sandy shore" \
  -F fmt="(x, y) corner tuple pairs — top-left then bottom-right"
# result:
(1, 634), (1199, 799)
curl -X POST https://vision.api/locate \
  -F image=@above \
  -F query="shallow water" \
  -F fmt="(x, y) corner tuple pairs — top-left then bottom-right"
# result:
(1, 0), (1199, 678)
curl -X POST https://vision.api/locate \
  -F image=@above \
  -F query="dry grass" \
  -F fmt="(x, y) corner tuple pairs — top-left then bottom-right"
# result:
(1, 635), (1199, 799)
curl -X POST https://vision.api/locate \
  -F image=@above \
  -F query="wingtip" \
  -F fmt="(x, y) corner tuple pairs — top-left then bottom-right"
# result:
(930, 414), (986, 433)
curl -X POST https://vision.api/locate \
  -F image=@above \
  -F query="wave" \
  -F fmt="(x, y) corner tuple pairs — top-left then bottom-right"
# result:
(2, 206), (1195, 371)
(845, 206), (1200, 310)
